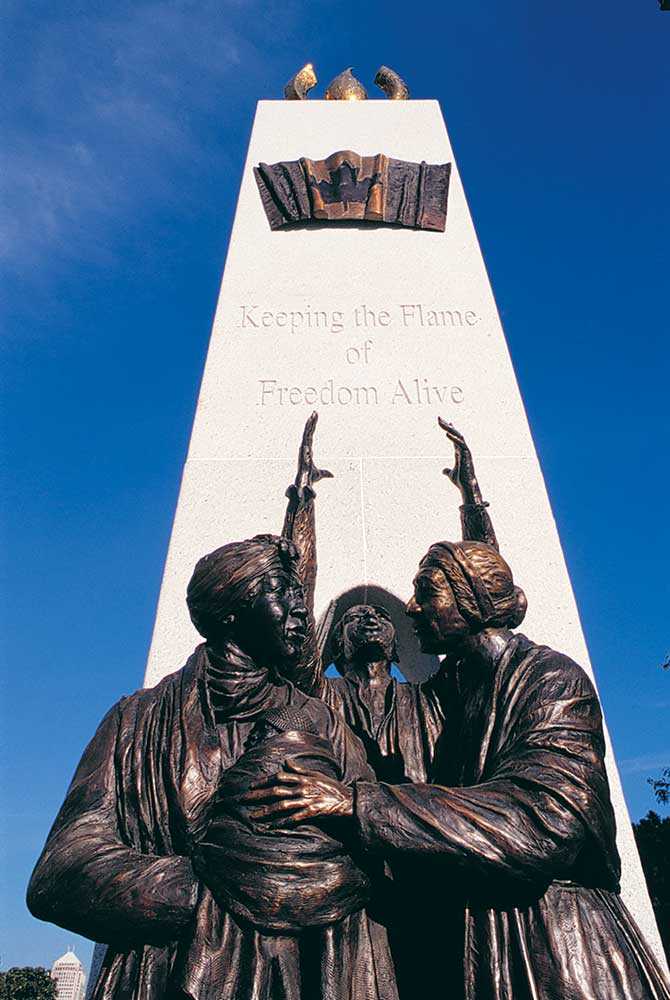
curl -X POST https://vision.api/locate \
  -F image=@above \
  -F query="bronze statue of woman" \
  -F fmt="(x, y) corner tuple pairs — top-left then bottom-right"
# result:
(280, 414), (502, 790)
(280, 413), (447, 785)
(27, 529), (399, 1000)
(246, 418), (670, 1000)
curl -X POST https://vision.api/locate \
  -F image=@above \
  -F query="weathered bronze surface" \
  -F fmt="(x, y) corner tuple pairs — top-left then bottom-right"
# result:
(284, 62), (317, 100)
(255, 150), (451, 231)
(374, 66), (409, 100)
(324, 67), (367, 101)
(26, 426), (398, 999)
(249, 417), (670, 1000)
(27, 414), (670, 999)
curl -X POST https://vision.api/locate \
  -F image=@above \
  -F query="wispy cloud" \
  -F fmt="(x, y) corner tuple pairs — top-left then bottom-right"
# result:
(631, 698), (670, 711)
(1, 0), (292, 273)
(620, 752), (669, 776)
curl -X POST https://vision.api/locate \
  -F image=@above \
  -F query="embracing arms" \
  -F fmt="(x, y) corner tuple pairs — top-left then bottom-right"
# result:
(242, 652), (617, 888)
(353, 654), (615, 885)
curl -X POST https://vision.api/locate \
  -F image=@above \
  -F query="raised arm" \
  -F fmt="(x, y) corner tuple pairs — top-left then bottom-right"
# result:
(438, 418), (499, 551)
(281, 412), (332, 694)
(27, 701), (199, 944)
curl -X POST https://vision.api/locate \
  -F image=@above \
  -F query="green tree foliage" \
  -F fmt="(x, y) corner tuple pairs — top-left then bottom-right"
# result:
(647, 656), (669, 805)
(648, 768), (670, 806)
(633, 811), (670, 960)
(0, 967), (57, 1000)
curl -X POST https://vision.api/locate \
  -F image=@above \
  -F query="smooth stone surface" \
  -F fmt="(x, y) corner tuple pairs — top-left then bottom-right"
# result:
(141, 100), (666, 965)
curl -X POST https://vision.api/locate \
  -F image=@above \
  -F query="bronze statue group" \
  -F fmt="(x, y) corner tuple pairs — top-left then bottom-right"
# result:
(27, 416), (670, 1000)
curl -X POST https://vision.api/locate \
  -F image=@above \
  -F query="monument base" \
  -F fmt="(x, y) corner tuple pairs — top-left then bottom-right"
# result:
(136, 99), (665, 966)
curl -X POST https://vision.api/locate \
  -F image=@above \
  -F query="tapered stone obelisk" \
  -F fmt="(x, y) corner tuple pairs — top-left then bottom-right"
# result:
(140, 100), (665, 962)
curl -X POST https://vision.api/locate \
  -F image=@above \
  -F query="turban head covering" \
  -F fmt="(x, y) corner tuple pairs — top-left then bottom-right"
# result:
(187, 534), (301, 639)
(420, 540), (527, 631)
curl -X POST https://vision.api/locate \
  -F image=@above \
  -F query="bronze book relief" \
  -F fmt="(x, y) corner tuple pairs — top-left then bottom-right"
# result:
(254, 150), (451, 231)
(27, 413), (670, 1000)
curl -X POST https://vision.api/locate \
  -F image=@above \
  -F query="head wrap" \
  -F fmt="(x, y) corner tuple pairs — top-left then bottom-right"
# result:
(421, 541), (527, 630)
(187, 534), (300, 639)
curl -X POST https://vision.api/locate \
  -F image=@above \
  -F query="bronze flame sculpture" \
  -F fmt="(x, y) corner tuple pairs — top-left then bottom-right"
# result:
(325, 67), (368, 101)
(374, 66), (410, 100)
(284, 63), (318, 100)
(282, 64), (409, 100)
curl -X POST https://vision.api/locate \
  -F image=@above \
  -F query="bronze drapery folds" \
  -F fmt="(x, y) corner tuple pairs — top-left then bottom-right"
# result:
(280, 414), (500, 792)
(254, 150), (451, 232)
(27, 415), (670, 1000)
(248, 416), (670, 1000)
(27, 522), (399, 1000)
(280, 415), (444, 787)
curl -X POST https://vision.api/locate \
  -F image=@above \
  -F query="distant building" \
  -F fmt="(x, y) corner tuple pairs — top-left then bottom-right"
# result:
(51, 949), (86, 1000)
(84, 944), (106, 1000)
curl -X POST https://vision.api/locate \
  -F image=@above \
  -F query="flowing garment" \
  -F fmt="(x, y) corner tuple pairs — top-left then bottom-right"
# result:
(324, 673), (444, 785)
(27, 644), (398, 1000)
(353, 634), (670, 1000)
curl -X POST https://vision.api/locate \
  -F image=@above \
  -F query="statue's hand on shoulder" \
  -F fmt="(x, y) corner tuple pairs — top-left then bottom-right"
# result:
(438, 417), (483, 506)
(239, 760), (354, 825)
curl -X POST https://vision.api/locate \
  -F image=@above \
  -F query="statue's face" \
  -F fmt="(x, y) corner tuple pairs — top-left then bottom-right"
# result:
(239, 571), (308, 665)
(406, 566), (470, 654)
(337, 604), (396, 668)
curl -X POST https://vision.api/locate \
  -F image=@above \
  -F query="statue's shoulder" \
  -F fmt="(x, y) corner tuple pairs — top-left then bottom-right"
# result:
(504, 634), (597, 700)
(108, 647), (204, 720)
(323, 675), (348, 699)
(292, 685), (357, 744)
(298, 687), (341, 725)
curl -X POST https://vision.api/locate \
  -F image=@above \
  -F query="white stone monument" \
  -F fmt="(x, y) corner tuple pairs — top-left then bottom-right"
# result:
(139, 98), (665, 962)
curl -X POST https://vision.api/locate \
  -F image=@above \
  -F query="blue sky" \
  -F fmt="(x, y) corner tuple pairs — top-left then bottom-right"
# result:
(2, 0), (669, 974)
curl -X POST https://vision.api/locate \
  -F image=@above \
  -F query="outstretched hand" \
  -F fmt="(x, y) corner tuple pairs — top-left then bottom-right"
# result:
(239, 759), (354, 826)
(437, 417), (482, 505)
(296, 412), (334, 491)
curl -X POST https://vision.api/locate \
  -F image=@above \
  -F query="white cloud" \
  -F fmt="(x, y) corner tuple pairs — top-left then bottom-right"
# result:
(1, 0), (291, 272)
(620, 752), (669, 775)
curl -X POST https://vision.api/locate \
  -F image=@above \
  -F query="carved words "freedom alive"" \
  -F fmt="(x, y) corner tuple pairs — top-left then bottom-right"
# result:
(258, 377), (464, 407)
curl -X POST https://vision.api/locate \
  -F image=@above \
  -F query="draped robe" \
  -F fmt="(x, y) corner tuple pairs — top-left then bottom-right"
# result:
(281, 472), (669, 996)
(284, 485), (499, 785)
(284, 481), (448, 784)
(353, 633), (670, 1000)
(283, 476), (669, 997)
(27, 644), (399, 1000)
(324, 673), (444, 785)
